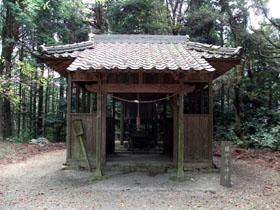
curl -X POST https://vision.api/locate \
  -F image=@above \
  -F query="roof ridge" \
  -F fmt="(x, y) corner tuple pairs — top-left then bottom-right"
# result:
(39, 40), (95, 54)
(186, 41), (242, 56)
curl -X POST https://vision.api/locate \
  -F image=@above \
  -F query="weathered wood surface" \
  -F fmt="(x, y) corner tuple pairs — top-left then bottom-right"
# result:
(67, 72), (214, 83)
(220, 141), (232, 187)
(184, 114), (210, 162)
(172, 96), (178, 165)
(101, 93), (107, 164)
(94, 79), (103, 177)
(177, 92), (184, 178)
(72, 120), (92, 171)
(66, 73), (72, 161)
(208, 82), (213, 161)
(70, 113), (96, 163)
(85, 84), (195, 94)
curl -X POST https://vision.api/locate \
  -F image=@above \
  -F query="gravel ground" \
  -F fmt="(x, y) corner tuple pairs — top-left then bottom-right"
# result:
(0, 150), (279, 210)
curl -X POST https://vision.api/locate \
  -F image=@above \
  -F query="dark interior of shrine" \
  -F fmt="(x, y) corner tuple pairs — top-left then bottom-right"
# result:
(106, 93), (174, 161)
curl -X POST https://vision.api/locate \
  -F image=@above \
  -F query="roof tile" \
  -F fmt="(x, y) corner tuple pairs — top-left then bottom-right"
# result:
(40, 35), (241, 72)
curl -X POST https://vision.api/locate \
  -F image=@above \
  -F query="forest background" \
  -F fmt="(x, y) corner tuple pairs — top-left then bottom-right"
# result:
(0, 0), (279, 150)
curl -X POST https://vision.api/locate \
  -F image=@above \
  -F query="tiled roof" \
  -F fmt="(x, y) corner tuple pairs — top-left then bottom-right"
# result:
(67, 43), (215, 72)
(40, 35), (242, 72)
(39, 41), (95, 58)
(186, 42), (242, 59)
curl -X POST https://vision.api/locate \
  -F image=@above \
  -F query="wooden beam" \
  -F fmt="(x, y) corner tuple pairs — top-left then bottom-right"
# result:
(182, 72), (213, 82)
(85, 84), (194, 94)
(72, 72), (99, 82)
(177, 90), (185, 178)
(66, 73), (72, 162)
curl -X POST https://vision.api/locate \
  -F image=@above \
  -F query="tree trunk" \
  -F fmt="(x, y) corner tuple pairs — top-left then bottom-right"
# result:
(43, 68), (50, 135)
(0, 0), (20, 138)
(51, 71), (55, 113)
(268, 79), (273, 110)
(234, 65), (243, 139)
(32, 72), (38, 138)
(29, 83), (33, 134)
(37, 68), (44, 137)
(17, 45), (24, 137)
(0, 100), (3, 140)
(22, 87), (26, 131)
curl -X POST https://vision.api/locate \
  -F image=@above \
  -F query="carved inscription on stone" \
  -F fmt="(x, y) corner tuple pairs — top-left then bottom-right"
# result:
(220, 141), (232, 187)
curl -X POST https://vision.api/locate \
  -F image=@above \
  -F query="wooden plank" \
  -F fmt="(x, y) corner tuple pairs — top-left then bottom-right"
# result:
(72, 120), (92, 171)
(66, 73), (72, 161)
(184, 114), (209, 162)
(177, 91), (184, 178)
(85, 84), (194, 94)
(71, 114), (96, 163)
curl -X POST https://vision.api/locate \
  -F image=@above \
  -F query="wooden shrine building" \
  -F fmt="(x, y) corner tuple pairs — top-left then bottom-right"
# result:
(38, 35), (242, 177)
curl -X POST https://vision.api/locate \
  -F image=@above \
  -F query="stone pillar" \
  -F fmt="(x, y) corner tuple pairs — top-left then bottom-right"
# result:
(220, 141), (232, 187)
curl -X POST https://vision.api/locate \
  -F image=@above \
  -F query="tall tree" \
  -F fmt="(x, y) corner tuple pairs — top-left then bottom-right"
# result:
(0, 0), (22, 138)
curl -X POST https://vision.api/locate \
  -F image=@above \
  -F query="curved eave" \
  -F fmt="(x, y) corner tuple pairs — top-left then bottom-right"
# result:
(208, 58), (242, 79)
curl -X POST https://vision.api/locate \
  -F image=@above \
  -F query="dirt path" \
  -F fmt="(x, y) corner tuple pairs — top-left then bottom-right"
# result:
(0, 150), (280, 210)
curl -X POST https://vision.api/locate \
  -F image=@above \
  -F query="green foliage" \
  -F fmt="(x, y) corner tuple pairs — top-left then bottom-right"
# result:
(214, 63), (280, 149)
(11, 130), (34, 143)
(182, 3), (220, 43)
(107, 0), (170, 34)
(35, 0), (91, 45)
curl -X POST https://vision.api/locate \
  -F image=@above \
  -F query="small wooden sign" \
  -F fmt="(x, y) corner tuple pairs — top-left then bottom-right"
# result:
(220, 141), (232, 187)
(73, 120), (84, 136)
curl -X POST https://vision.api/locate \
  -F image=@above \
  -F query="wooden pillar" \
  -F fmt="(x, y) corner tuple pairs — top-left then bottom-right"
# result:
(120, 102), (124, 145)
(173, 95), (178, 165)
(101, 93), (106, 164)
(66, 73), (72, 162)
(208, 81), (213, 162)
(95, 77), (102, 177)
(76, 86), (80, 113)
(177, 91), (185, 178)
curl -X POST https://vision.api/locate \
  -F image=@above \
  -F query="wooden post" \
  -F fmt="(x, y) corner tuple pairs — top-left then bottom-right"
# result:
(66, 73), (72, 162)
(101, 92), (106, 164)
(120, 102), (124, 145)
(95, 76), (102, 177)
(208, 82), (213, 162)
(173, 95), (178, 165)
(177, 91), (185, 178)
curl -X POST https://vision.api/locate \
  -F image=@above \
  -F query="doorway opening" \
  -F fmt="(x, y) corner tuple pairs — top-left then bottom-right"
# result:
(106, 93), (174, 164)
